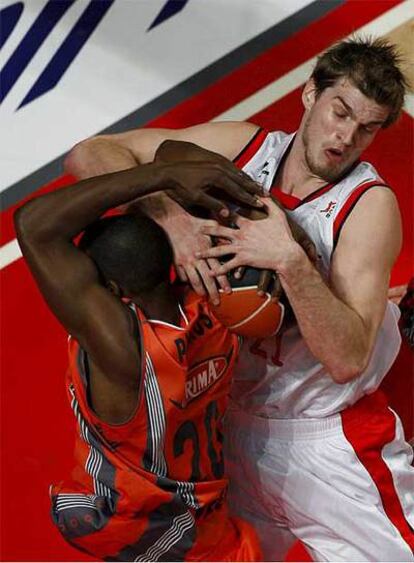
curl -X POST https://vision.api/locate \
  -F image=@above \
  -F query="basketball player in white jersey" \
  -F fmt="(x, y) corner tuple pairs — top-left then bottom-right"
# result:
(66, 38), (413, 561)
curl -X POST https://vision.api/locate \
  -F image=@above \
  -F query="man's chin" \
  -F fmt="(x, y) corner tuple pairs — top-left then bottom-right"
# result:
(312, 160), (353, 184)
(306, 147), (356, 184)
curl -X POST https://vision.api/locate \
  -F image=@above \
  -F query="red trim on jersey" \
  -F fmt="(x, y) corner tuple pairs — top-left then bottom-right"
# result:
(270, 188), (301, 210)
(271, 182), (336, 210)
(301, 183), (336, 204)
(333, 181), (389, 247)
(341, 391), (414, 551)
(270, 158), (365, 210)
(234, 128), (267, 168)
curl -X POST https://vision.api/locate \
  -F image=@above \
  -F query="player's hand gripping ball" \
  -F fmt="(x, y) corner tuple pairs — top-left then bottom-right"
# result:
(210, 198), (316, 338)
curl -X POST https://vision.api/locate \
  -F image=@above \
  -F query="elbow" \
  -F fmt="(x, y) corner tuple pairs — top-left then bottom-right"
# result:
(328, 356), (370, 384)
(14, 197), (48, 245)
(330, 366), (363, 384)
(63, 136), (104, 178)
(326, 332), (373, 384)
(63, 143), (81, 177)
(14, 201), (36, 243)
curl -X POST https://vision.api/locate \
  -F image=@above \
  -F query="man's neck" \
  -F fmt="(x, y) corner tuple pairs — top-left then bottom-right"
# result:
(275, 133), (327, 199)
(132, 282), (181, 326)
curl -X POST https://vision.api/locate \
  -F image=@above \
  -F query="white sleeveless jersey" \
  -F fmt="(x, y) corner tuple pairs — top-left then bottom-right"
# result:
(231, 130), (401, 418)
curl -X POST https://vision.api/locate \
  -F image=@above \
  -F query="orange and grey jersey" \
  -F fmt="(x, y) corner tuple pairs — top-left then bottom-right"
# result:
(50, 292), (241, 561)
(232, 129), (401, 418)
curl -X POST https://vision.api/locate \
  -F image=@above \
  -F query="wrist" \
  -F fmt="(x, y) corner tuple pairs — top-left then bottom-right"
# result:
(129, 162), (177, 223)
(137, 161), (169, 190)
(154, 139), (182, 162)
(275, 242), (311, 279)
(138, 193), (181, 226)
(157, 198), (188, 228)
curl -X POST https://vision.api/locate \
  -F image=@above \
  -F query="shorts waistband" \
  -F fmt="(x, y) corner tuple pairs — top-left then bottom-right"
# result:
(227, 390), (388, 440)
(227, 405), (343, 439)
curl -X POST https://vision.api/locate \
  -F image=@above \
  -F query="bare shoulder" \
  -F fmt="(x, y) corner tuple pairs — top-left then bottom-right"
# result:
(335, 186), (402, 265)
(106, 121), (259, 163)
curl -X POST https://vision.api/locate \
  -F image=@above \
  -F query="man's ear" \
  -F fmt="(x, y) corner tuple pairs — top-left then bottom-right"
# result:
(302, 79), (317, 111)
(106, 280), (123, 298)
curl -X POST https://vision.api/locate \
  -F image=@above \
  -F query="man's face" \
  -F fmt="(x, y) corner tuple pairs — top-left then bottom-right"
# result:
(302, 78), (390, 183)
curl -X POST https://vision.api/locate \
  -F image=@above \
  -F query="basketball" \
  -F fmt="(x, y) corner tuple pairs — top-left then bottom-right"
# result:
(208, 201), (287, 339)
(211, 266), (285, 338)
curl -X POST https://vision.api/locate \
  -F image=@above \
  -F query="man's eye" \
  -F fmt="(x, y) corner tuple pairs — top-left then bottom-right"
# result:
(335, 111), (347, 119)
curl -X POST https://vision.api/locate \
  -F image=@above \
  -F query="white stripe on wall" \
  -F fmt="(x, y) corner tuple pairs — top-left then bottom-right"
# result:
(0, 239), (22, 269)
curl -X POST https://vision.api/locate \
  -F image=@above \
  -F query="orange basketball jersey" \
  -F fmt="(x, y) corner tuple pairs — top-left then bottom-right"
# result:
(50, 291), (261, 561)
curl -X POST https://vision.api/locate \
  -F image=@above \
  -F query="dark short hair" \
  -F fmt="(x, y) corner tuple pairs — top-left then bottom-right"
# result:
(311, 36), (408, 127)
(78, 214), (173, 295)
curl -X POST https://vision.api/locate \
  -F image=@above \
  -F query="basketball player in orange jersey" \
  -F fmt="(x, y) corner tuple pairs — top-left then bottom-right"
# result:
(14, 161), (265, 561)
(65, 38), (414, 561)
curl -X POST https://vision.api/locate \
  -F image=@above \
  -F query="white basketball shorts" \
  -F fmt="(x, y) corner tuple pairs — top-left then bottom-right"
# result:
(224, 391), (414, 562)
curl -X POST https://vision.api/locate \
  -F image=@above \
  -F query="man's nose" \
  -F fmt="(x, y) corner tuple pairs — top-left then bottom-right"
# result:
(338, 121), (358, 147)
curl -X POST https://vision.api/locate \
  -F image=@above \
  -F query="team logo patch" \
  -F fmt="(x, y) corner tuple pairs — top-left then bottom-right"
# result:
(320, 200), (337, 218)
(170, 353), (230, 409)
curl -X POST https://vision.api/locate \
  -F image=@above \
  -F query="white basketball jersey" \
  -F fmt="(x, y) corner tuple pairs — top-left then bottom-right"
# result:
(232, 130), (402, 418)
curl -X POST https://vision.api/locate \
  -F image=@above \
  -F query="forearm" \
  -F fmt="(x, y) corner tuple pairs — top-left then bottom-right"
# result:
(141, 139), (212, 228)
(278, 247), (371, 382)
(65, 131), (181, 179)
(137, 191), (188, 228)
(16, 164), (166, 243)
(64, 137), (182, 227)
(134, 140), (208, 233)
(132, 140), (205, 228)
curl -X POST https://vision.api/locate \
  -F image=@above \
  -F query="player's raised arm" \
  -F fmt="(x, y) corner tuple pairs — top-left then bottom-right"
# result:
(63, 121), (262, 302)
(65, 121), (259, 178)
(14, 165), (167, 385)
(14, 159), (257, 372)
